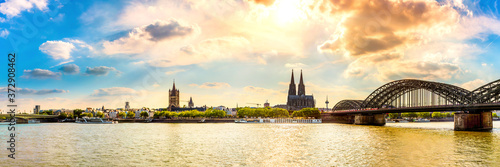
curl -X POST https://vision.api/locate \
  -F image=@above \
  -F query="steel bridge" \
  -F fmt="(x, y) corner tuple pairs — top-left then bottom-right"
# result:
(332, 79), (500, 113)
(327, 79), (500, 131)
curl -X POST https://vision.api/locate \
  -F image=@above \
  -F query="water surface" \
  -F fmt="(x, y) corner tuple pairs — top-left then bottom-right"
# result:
(1, 122), (499, 166)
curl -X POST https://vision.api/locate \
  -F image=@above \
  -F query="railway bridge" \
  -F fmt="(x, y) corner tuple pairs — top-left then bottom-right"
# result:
(325, 79), (500, 131)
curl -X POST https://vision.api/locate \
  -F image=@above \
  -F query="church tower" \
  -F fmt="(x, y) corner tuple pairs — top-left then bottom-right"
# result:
(168, 80), (180, 110)
(288, 70), (296, 95)
(188, 97), (194, 108)
(298, 70), (305, 96)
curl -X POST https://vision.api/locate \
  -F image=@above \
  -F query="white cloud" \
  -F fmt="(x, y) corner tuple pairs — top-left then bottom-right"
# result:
(0, 28), (9, 38)
(459, 79), (485, 91)
(284, 63), (307, 68)
(0, 87), (68, 95)
(0, 0), (48, 19)
(190, 82), (231, 89)
(39, 41), (75, 60)
(39, 39), (94, 60)
(165, 69), (186, 75)
(91, 87), (141, 97)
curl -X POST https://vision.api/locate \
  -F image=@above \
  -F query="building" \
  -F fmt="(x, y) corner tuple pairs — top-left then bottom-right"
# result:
(188, 97), (194, 108)
(168, 81), (180, 111)
(125, 102), (130, 110)
(34, 105), (40, 114)
(264, 100), (270, 108)
(285, 70), (315, 110)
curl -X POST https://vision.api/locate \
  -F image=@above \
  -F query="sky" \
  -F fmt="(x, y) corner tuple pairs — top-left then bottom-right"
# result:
(1, 0), (500, 112)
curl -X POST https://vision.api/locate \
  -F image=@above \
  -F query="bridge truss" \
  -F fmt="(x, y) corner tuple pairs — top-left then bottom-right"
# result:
(333, 79), (500, 111)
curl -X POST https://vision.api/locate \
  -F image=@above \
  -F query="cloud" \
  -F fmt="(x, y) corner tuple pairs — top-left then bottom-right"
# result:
(0, 0), (48, 19)
(91, 87), (141, 97)
(284, 63), (307, 68)
(459, 79), (485, 91)
(148, 36), (255, 67)
(0, 87), (68, 95)
(21, 69), (61, 79)
(84, 66), (119, 76)
(102, 19), (200, 55)
(0, 28), (8, 38)
(39, 41), (75, 60)
(318, 0), (460, 57)
(247, 0), (276, 6)
(377, 61), (460, 81)
(165, 69), (186, 75)
(190, 82), (231, 89)
(39, 39), (93, 60)
(58, 64), (80, 74)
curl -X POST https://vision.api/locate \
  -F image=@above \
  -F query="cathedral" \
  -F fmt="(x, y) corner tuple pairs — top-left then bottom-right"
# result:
(286, 70), (315, 110)
(168, 81), (180, 111)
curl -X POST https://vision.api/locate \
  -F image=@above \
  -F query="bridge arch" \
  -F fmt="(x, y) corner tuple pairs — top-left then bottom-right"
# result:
(471, 79), (500, 104)
(332, 100), (364, 111)
(360, 79), (472, 109)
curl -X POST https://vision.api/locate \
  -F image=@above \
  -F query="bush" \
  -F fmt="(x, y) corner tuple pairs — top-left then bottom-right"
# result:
(58, 113), (68, 119)
(126, 111), (135, 118)
(140, 111), (149, 118)
(118, 112), (126, 118)
(432, 112), (442, 118)
(388, 113), (399, 119)
(96, 112), (104, 118)
(493, 113), (498, 118)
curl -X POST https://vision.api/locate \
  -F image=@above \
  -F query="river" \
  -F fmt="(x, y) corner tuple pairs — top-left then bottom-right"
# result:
(1, 122), (500, 166)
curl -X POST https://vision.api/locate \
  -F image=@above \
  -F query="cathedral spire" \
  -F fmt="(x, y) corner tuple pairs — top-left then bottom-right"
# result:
(288, 70), (296, 95)
(298, 70), (305, 95)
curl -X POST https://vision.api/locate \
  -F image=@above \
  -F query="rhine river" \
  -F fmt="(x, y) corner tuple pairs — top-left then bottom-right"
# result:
(1, 122), (500, 166)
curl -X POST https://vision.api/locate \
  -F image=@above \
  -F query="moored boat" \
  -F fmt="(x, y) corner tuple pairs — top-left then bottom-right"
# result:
(76, 117), (117, 124)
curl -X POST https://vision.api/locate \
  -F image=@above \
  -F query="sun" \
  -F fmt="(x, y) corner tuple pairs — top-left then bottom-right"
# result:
(272, 0), (307, 24)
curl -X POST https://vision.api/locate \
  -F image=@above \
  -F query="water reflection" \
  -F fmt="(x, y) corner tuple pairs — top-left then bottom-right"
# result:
(0, 123), (499, 166)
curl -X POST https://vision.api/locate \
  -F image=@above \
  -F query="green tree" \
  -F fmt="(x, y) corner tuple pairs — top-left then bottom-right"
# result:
(73, 109), (84, 118)
(118, 112), (126, 118)
(417, 112), (431, 118)
(493, 113), (498, 118)
(273, 108), (289, 118)
(153, 111), (161, 118)
(298, 108), (321, 118)
(58, 112), (68, 119)
(127, 111), (135, 118)
(432, 112), (442, 118)
(292, 110), (304, 117)
(388, 113), (398, 119)
(96, 112), (104, 118)
(88, 113), (93, 117)
(140, 111), (149, 118)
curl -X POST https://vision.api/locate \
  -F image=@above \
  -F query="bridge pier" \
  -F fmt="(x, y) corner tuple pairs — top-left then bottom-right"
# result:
(454, 111), (492, 131)
(354, 114), (385, 126)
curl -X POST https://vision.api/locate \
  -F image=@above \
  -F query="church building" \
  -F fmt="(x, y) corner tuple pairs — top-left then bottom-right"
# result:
(168, 81), (180, 111)
(286, 70), (315, 110)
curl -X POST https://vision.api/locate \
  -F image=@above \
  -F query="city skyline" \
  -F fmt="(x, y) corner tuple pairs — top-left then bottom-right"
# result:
(1, 0), (500, 112)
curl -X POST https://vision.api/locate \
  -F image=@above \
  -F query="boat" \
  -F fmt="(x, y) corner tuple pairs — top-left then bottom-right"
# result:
(198, 119), (205, 123)
(414, 118), (430, 123)
(76, 117), (117, 124)
(28, 119), (40, 124)
(397, 120), (409, 123)
(235, 119), (247, 123)
(386, 119), (396, 123)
